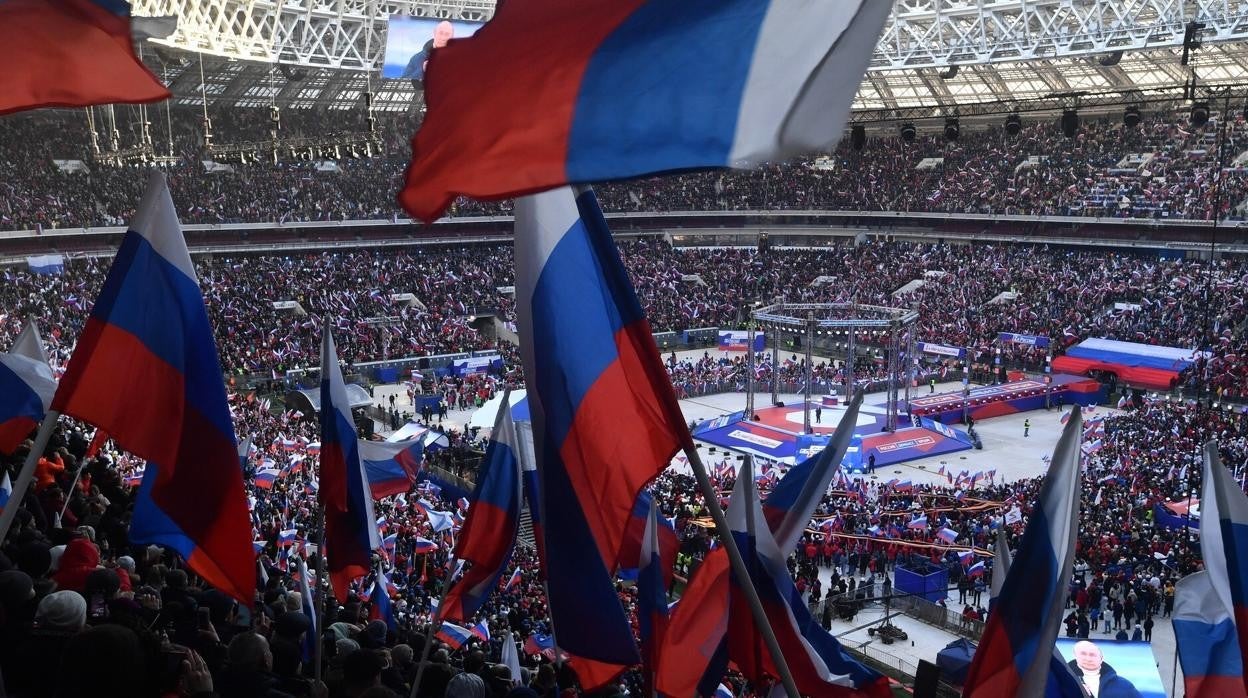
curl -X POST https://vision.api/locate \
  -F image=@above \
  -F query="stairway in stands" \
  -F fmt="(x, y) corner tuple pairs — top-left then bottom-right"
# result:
(517, 506), (536, 549)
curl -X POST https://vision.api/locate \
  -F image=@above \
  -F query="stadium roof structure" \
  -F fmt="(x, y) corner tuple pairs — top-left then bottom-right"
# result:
(137, 0), (1248, 116)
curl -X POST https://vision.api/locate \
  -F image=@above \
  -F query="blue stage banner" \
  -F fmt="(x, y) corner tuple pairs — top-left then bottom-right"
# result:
(718, 330), (766, 352)
(795, 433), (830, 460)
(997, 332), (1051, 348)
(916, 342), (965, 359)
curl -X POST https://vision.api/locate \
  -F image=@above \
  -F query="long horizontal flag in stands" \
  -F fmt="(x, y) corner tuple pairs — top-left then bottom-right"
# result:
(0, 0), (170, 116)
(0, 320), (57, 454)
(725, 460), (890, 697)
(397, 0), (891, 221)
(1174, 441), (1248, 696)
(963, 406), (1084, 698)
(439, 398), (522, 623)
(514, 186), (689, 665)
(319, 326), (381, 602)
(358, 438), (424, 499)
(52, 171), (253, 603)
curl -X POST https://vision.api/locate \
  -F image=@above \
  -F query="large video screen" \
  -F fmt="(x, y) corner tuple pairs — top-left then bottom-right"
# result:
(382, 16), (483, 81)
(1054, 639), (1164, 698)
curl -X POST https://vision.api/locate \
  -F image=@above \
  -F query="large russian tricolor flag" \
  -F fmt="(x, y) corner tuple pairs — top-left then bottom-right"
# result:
(725, 460), (890, 697)
(0, 0), (170, 116)
(52, 171), (252, 603)
(1176, 441), (1248, 696)
(398, 0), (891, 222)
(358, 438), (424, 499)
(963, 406), (1084, 697)
(0, 320), (57, 454)
(439, 400), (522, 623)
(514, 186), (689, 664)
(319, 327), (381, 602)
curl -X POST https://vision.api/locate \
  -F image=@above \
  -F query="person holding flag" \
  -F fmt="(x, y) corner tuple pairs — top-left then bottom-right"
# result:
(6, 172), (254, 604)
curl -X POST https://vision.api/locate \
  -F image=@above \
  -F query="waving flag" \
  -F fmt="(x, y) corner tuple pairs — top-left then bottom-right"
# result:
(638, 494), (669, 696)
(413, 537), (437, 555)
(435, 621), (474, 650)
(908, 514), (928, 530)
(471, 620), (491, 642)
(504, 567), (522, 592)
(0, 471), (12, 513)
(616, 490), (679, 588)
(398, 0), (891, 221)
(514, 186), (689, 664)
(0, 0), (170, 116)
(52, 172), (252, 603)
(439, 399), (522, 623)
(416, 502), (456, 533)
(359, 438), (424, 499)
(1173, 571), (1245, 697)
(0, 321), (57, 454)
(295, 558), (318, 663)
(964, 406), (1084, 698)
(1173, 441), (1248, 696)
(501, 632), (523, 688)
(319, 327), (381, 602)
(254, 468), (280, 490)
(369, 570), (398, 633)
(936, 527), (959, 544)
(725, 460), (890, 697)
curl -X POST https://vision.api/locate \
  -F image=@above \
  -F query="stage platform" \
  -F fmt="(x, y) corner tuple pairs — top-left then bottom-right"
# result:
(907, 373), (1104, 424)
(691, 401), (974, 470)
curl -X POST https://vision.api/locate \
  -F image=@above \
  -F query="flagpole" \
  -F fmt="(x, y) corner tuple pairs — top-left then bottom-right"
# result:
(682, 445), (801, 698)
(0, 411), (59, 543)
(59, 461), (85, 519)
(313, 497), (328, 684)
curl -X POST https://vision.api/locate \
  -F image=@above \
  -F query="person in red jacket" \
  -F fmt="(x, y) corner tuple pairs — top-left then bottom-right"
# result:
(51, 537), (132, 594)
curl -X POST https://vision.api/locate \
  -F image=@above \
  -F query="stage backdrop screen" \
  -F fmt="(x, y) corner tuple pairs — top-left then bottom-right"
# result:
(382, 16), (484, 81)
(1054, 638), (1164, 698)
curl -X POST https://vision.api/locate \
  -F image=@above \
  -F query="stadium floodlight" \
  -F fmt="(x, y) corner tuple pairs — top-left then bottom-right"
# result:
(943, 118), (959, 142)
(899, 123), (916, 142)
(1123, 106), (1141, 128)
(1060, 109), (1080, 137)
(1004, 113), (1022, 136)
(1191, 101), (1210, 127)
(850, 123), (866, 151)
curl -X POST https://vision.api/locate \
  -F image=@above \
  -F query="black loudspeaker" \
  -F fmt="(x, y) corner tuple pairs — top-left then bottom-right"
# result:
(913, 660), (941, 698)
(775, 401), (785, 408)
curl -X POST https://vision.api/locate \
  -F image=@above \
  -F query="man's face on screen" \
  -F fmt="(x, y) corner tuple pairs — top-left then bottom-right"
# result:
(1073, 641), (1103, 673)
(433, 21), (454, 47)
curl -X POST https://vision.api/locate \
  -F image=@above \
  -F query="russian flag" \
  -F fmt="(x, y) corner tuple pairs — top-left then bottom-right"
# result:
(359, 438), (424, 499)
(724, 461), (890, 697)
(908, 515), (928, 530)
(0, 0), (170, 116)
(369, 570), (398, 633)
(1177, 440), (1248, 696)
(0, 471), (12, 513)
(52, 172), (252, 603)
(523, 632), (561, 660)
(254, 468), (280, 490)
(1173, 571), (1244, 697)
(0, 321), (57, 454)
(440, 399), (522, 623)
(616, 490), (679, 589)
(514, 187), (691, 665)
(471, 620), (491, 642)
(504, 567), (522, 592)
(987, 530), (1086, 697)
(306, 441), (321, 455)
(295, 558), (318, 663)
(418, 504), (456, 533)
(638, 494), (669, 696)
(963, 406), (1084, 698)
(413, 537), (437, 555)
(318, 327), (381, 602)
(936, 527), (959, 544)
(435, 621), (474, 650)
(397, 0), (892, 221)
(277, 528), (298, 547)
(957, 550), (974, 566)
(967, 561), (986, 578)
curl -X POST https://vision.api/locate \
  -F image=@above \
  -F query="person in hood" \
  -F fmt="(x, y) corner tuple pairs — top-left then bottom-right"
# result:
(51, 537), (130, 594)
(1067, 640), (1142, 698)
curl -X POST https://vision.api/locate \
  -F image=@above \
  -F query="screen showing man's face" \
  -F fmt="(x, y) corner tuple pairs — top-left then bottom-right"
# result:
(433, 21), (454, 48)
(1073, 641), (1103, 673)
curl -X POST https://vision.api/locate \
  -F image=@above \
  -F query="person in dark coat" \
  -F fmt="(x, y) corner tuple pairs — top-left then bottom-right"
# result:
(1068, 640), (1143, 698)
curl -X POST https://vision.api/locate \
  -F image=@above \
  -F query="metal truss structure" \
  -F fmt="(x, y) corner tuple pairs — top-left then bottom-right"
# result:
(133, 0), (1248, 113)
